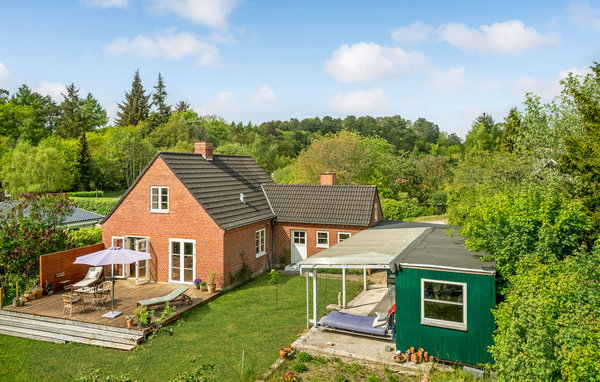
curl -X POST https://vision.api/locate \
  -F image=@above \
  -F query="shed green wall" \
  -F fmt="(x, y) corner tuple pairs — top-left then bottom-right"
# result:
(395, 268), (495, 365)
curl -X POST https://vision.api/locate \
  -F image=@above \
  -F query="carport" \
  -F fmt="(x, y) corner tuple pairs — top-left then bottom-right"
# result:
(297, 221), (432, 328)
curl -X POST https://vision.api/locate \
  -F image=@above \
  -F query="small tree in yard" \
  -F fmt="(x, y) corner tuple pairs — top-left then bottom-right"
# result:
(0, 192), (74, 302)
(268, 269), (281, 310)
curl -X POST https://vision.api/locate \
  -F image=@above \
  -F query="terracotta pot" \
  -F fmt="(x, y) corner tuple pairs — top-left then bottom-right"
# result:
(411, 354), (418, 364)
(424, 352), (428, 361)
(208, 284), (216, 293)
(419, 348), (424, 353)
(429, 356), (434, 362)
(33, 290), (43, 299)
(126, 319), (135, 327)
(417, 352), (423, 363)
(201, 285), (208, 291)
(24, 293), (33, 301)
(394, 354), (405, 363)
(410, 347), (415, 354)
(279, 348), (289, 358)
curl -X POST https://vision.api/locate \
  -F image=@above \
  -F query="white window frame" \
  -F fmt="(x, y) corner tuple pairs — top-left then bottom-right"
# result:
(421, 278), (467, 331)
(316, 231), (329, 248)
(337, 232), (351, 243)
(168, 238), (196, 284)
(373, 203), (379, 222)
(255, 228), (266, 258)
(150, 186), (169, 213)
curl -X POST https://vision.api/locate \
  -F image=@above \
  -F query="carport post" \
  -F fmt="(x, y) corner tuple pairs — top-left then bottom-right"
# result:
(306, 270), (309, 329)
(342, 266), (346, 308)
(363, 266), (367, 290)
(313, 268), (318, 327)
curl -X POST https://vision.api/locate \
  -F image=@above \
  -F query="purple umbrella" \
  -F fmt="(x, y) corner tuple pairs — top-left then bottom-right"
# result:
(74, 246), (151, 318)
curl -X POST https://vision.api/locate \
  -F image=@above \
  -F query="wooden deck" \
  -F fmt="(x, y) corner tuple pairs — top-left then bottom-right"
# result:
(3, 280), (218, 330)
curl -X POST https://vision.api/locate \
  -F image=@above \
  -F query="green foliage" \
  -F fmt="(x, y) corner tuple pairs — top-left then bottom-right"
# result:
(464, 113), (502, 153)
(78, 132), (91, 190)
(296, 352), (312, 363)
(72, 369), (132, 382)
(69, 227), (102, 247)
(68, 190), (104, 197)
(228, 253), (253, 285)
(57, 83), (107, 138)
(291, 361), (307, 373)
(70, 197), (118, 215)
(380, 194), (424, 220)
(169, 358), (216, 382)
(116, 69), (151, 127)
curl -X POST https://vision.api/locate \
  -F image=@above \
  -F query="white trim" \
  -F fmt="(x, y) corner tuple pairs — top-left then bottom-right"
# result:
(111, 236), (126, 278)
(402, 263), (496, 275)
(255, 228), (266, 258)
(168, 238), (196, 284)
(421, 278), (467, 331)
(150, 186), (169, 213)
(337, 232), (351, 243)
(316, 231), (329, 248)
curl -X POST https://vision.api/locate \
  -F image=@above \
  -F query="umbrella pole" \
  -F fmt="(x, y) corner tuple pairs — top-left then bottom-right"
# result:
(102, 275), (122, 319)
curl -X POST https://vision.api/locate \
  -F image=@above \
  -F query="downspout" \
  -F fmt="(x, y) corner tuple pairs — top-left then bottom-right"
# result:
(270, 217), (276, 269)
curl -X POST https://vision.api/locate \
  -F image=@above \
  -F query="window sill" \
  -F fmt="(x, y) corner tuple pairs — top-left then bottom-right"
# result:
(150, 210), (169, 214)
(421, 319), (467, 331)
(256, 251), (266, 258)
(316, 244), (329, 249)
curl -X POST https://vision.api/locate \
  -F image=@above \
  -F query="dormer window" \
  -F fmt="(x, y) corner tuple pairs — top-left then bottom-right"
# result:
(151, 187), (169, 213)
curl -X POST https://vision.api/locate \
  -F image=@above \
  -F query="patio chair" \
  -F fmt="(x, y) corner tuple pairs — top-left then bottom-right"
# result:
(92, 281), (112, 310)
(62, 292), (85, 317)
(55, 272), (71, 291)
(137, 286), (192, 309)
(71, 266), (103, 289)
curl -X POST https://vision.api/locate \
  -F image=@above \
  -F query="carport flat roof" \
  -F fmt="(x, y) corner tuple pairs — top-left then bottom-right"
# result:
(298, 220), (495, 275)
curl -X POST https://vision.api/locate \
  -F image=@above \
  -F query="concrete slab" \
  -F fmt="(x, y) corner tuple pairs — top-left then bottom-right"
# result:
(341, 284), (390, 317)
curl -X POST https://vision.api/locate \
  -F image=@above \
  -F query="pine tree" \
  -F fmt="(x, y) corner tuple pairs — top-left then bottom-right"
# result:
(174, 101), (191, 113)
(78, 132), (91, 190)
(500, 107), (522, 153)
(152, 73), (171, 122)
(116, 69), (151, 127)
(58, 83), (83, 138)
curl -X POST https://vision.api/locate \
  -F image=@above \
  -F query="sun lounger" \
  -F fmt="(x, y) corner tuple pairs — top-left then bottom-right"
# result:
(71, 266), (103, 289)
(137, 286), (192, 308)
(320, 311), (391, 338)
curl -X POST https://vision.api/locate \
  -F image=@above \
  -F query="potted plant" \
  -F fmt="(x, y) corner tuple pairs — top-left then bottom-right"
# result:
(24, 290), (34, 301)
(125, 315), (136, 327)
(43, 281), (54, 296)
(134, 306), (154, 328)
(208, 270), (217, 293)
(18, 296), (26, 306)
(199, 280), (207, 291)
(12, 297), (19, 308)
(32, 283), (42, 299)
(193, 278), (202, 289)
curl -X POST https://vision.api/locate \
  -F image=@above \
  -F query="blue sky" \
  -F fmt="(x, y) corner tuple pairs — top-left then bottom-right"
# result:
(0, 0), (598, 137)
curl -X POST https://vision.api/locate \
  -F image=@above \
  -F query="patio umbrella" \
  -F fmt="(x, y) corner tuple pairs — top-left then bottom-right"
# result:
(74, 246), (151, 318)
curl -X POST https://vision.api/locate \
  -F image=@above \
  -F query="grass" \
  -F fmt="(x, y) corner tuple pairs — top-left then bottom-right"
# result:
(103, 190), (127, 198)
(0, 274), (362, 381)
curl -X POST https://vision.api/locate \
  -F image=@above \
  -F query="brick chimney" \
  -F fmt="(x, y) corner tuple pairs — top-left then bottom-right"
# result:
(320, 172), (336, 185)
(194, 141), (213, 160)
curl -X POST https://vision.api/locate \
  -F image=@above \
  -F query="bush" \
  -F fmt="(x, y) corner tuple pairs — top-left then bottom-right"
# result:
(380, 193), (425, 220)
(68, 191), (105, 198)
(71, 197), (119, 216)
(292, 361), (307, 373)
(70, 227), (102, 248)
(297, 352), (312, 363)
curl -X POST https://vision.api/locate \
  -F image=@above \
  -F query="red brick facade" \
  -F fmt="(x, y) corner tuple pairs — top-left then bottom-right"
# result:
(102, 156), (382, 287)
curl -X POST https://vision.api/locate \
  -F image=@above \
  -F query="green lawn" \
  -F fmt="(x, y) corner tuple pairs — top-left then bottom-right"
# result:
(0, 274), (362, 381)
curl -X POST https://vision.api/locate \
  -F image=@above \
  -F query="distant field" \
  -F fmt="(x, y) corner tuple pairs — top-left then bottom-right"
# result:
(102, 190), (126, 198)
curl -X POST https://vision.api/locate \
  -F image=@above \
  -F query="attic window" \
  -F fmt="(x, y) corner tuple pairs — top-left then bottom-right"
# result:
(151, 187), (169, 213)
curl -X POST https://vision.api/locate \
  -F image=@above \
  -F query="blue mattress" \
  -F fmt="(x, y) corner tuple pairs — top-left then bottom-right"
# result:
(320, 311), (388, 336)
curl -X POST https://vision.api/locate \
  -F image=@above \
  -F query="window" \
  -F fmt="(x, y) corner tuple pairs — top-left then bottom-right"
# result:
(151, 187), (169, 213)
(255, 229), (266, 257)
(421, 279), (467, 331)
(169, 239), (195, 283)
(316, 231), (329, 248)
(338, 232), (351, 242)
(373, 203), (379, 222)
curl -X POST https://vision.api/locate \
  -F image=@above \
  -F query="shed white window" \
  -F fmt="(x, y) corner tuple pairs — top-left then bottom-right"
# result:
(316, 231), (329, 248)
(421, 279), (467, 331)
(150, 187), (169, 213)
(338, 232), (351, 242)
(255, 228), (266, 257)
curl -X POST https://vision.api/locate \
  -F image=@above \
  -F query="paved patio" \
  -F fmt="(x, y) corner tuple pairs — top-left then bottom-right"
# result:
(3, 280), (218, 330)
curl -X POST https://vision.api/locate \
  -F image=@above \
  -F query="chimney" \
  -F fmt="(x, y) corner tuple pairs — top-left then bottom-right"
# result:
(320, 172), (336, 185)
(194, 141), (213, 160)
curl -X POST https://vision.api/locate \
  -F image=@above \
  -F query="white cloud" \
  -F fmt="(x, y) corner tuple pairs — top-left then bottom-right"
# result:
(391, 21), (433, 45)
(33, 82), (66, 101)
(568, 2), (600, 31)
(249, 85), (275, 104)
(83, 0), (129, 8)
(149, 0), (237, 29)
(429, 67), (465, 96)
(0, 61), (10, 87)
(329, 87), (391, 114)
(104, 28), (220, 66)
(440, 20), (557, 55)
(514, 66), (593, 98)
(324, 42), (429, 83)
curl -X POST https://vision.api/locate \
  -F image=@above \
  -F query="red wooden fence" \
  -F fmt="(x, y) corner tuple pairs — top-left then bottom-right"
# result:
(40, 243), (105, 291)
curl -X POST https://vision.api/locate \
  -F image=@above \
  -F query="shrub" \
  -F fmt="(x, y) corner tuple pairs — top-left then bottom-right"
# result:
(70, 197), (119, 215)
(70, 227), (102, 247)
(292, 361), (307, 373)
(297, 352), (312, 363)
(68, 191), (104, 198)
(380, 193), (425, 221)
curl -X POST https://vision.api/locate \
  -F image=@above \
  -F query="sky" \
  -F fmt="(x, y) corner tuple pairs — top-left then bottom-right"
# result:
(0, 0), (598, 137)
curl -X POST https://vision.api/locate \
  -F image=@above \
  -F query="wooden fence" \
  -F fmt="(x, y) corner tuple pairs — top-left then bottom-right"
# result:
(39, 243), (105, 291)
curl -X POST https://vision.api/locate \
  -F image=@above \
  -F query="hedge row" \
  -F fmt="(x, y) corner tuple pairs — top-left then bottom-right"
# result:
(71, 197), (119, 216)
(68, 191), (105, 198)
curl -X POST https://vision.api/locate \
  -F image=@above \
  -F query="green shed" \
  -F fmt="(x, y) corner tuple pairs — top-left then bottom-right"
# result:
(394, 226), (496, 365)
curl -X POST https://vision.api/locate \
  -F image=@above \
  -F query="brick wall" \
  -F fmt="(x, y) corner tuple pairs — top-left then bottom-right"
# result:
(39, 243), (105, 291)
(223, 219), (272, 284)
(101, 156), (226, 286)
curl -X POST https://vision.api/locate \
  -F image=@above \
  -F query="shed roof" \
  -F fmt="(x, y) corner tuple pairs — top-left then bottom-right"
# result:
(0, 202), (104, 225)
(298, 220), (495, 275)
(262, 184), (377, 226)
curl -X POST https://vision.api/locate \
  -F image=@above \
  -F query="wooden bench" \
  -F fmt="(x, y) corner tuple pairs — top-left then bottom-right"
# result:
(55, 272), (71, 291)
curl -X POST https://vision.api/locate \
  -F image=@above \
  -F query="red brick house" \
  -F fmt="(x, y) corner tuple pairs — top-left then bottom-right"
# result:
(101, 142), (381, 287)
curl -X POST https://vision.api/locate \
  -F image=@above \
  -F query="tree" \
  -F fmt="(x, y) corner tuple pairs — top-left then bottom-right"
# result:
(174, 100), (191, 113)
(57, 83), (107, 138)
(499, 107), (521, 153)
(267, 269), (281, 311)
(152, 73), (171, 123)
(116, 70), (151, 127)
(78, 132), (91, 190)
(464, 112), (502, 153)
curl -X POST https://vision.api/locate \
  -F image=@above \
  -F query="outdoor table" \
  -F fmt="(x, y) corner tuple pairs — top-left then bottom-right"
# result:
(74, 287), (106, 310)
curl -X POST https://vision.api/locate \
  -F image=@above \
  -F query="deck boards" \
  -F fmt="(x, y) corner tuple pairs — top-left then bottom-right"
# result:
(3, 280), (217, 330)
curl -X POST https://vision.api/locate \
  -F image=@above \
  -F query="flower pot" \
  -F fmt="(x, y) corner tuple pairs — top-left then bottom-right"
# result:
(126, 319), (135, 327)
(411, 354), (418, 364)
(33, 290), (42, 299)
(429, 356), (434, 363)
(201, 285), (208, 291)
(393, 354), (405, 363)
(424, 351), (428, 361)
(12, 302), (18, 308)
(208, 284), (216, 293)
(24, 293), (33, 301)
(279, 348), (289, 358)
(410, 347), (415, 354)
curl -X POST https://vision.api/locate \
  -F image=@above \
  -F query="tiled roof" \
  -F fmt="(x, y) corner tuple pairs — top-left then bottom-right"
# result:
(0, 202), (104, 225)
(262, 184), (377, 226)
(159, 152), (276, 230)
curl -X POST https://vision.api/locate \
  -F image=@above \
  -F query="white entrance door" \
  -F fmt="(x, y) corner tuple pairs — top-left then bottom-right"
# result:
(135, 238), (150, 283)
(291, 230), (307, 263)
(169, 239), (196, 284)
(111, 237), (128, 278)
